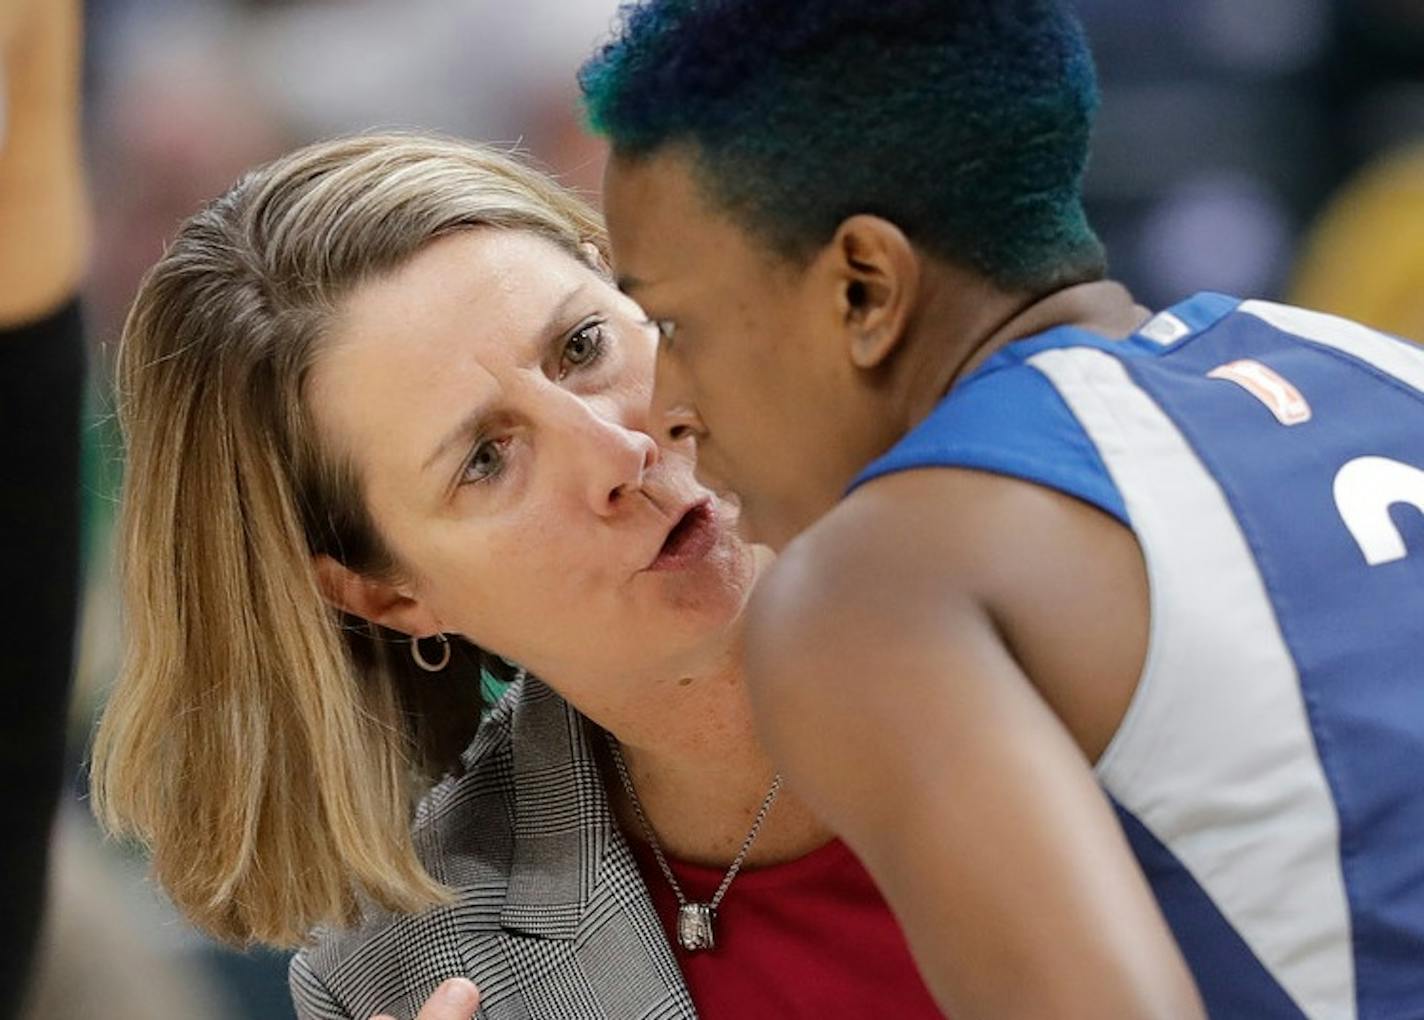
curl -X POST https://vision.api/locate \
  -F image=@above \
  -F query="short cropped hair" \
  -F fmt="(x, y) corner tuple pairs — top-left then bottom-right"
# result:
(582, 0), (1107, 293)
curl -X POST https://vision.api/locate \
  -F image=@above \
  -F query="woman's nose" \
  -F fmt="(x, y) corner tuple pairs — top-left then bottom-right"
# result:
(581, 412), (661, 516)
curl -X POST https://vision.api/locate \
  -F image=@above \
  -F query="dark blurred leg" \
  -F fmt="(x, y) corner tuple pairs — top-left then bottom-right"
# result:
(0, 299), (85, 1018)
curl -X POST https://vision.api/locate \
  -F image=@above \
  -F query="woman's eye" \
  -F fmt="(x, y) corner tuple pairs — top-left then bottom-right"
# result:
(460, 437), (506, 486)
(559, 322), (607, 376)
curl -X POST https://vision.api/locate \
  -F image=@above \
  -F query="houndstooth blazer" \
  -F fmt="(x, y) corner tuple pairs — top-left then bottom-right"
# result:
(289, 675), (699, 1020)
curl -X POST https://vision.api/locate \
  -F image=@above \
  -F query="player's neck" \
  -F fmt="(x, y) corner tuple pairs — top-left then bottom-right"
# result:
(898, 277), (1151, 433)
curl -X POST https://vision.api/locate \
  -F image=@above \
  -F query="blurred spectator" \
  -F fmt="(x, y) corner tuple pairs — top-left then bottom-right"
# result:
(1074, 0), (1335, 307)
(1328, 0), (1424, 163)
(1074, 0), (1424, 309)
(1292, 143), (1424, 339)
(81, 0), (619, 347)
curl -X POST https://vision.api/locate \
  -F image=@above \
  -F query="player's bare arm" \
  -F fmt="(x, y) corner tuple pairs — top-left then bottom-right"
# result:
(745, 465), (1205, 1020)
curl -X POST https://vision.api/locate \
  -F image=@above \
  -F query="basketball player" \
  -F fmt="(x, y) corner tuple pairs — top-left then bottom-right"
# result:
(582, 1), (1424, 1017)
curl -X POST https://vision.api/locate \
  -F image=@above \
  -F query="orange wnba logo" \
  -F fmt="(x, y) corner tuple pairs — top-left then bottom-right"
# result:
(1207, 359), (1313, 426)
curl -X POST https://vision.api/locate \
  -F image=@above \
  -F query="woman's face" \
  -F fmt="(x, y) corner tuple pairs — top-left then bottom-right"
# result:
(307, 229), (757, 716)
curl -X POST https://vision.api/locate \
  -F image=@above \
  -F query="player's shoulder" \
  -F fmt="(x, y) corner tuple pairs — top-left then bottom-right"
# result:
(748, 464), (1147, 756)
(741, 474), (996, 731)
(747, 467), (1064, 664)
(801, 464), (1108, 589)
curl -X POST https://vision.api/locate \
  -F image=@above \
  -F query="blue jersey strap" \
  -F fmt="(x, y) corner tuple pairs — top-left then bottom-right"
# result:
(846, 292), (1244, 528)
(848, 346), (1131, 525)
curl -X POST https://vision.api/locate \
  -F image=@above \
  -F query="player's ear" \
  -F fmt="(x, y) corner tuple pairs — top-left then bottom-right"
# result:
(825, 215), (920, 370)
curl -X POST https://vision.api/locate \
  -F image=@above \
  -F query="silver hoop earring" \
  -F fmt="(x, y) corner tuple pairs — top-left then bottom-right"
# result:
(410, 633), (451, 672)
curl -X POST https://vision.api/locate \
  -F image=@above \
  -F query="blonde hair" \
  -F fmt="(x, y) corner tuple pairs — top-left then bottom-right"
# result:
(90, 133), (607, 947)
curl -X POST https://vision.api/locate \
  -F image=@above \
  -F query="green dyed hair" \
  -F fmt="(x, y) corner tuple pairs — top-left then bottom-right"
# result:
(581, 0), (1107, 293)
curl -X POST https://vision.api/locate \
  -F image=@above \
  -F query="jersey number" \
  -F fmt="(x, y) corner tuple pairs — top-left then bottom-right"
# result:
(1334, 456), (1424, 566)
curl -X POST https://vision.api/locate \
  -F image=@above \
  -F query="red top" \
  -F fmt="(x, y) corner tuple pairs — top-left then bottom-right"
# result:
(629, 837), (946, 1019)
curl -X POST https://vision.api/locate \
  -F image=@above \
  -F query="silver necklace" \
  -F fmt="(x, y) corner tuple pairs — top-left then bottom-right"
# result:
(606, 732), (782, 952)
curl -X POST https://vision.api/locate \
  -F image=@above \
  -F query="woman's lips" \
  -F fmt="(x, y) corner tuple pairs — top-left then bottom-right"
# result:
(648, 501), (718, 571)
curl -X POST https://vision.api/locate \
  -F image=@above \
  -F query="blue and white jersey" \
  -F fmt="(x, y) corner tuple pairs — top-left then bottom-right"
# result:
(849, 294), (1424, 1019)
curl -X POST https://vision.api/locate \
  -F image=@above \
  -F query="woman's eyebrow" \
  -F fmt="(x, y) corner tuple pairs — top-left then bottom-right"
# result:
(423, 398), (496, 475)
(421, 282), (594, 475)
(533, 281), (595, 358)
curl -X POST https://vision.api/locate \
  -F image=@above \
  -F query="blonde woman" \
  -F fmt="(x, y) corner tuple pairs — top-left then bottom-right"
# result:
(91, 134), (946, 1020)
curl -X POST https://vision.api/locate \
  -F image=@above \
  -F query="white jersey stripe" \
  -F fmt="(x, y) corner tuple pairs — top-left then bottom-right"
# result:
(1030, 346), (1357, 1020)
(1240, 300), (1424, 396)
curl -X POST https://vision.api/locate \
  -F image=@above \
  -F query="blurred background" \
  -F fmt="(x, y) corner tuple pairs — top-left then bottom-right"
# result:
(17, 0), (1424, 1016)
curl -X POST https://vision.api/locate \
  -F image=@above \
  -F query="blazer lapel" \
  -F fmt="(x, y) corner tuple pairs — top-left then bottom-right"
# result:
(481, 677), (698, 1019)
(498, 677), (609, 939)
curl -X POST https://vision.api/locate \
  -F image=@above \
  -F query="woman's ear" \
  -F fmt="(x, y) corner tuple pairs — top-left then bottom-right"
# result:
(826, 215), (920, 370)
(312, 554), (441, 637)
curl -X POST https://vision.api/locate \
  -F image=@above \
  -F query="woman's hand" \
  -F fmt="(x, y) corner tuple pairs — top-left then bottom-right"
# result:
(372, 977), (481, 1020)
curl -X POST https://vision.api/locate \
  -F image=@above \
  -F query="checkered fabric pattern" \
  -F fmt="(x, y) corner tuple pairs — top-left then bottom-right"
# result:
(289, 676), (698, 1020)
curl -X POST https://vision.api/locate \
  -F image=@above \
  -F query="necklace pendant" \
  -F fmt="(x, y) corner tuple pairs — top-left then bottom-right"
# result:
(676, 903), (717, 952)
